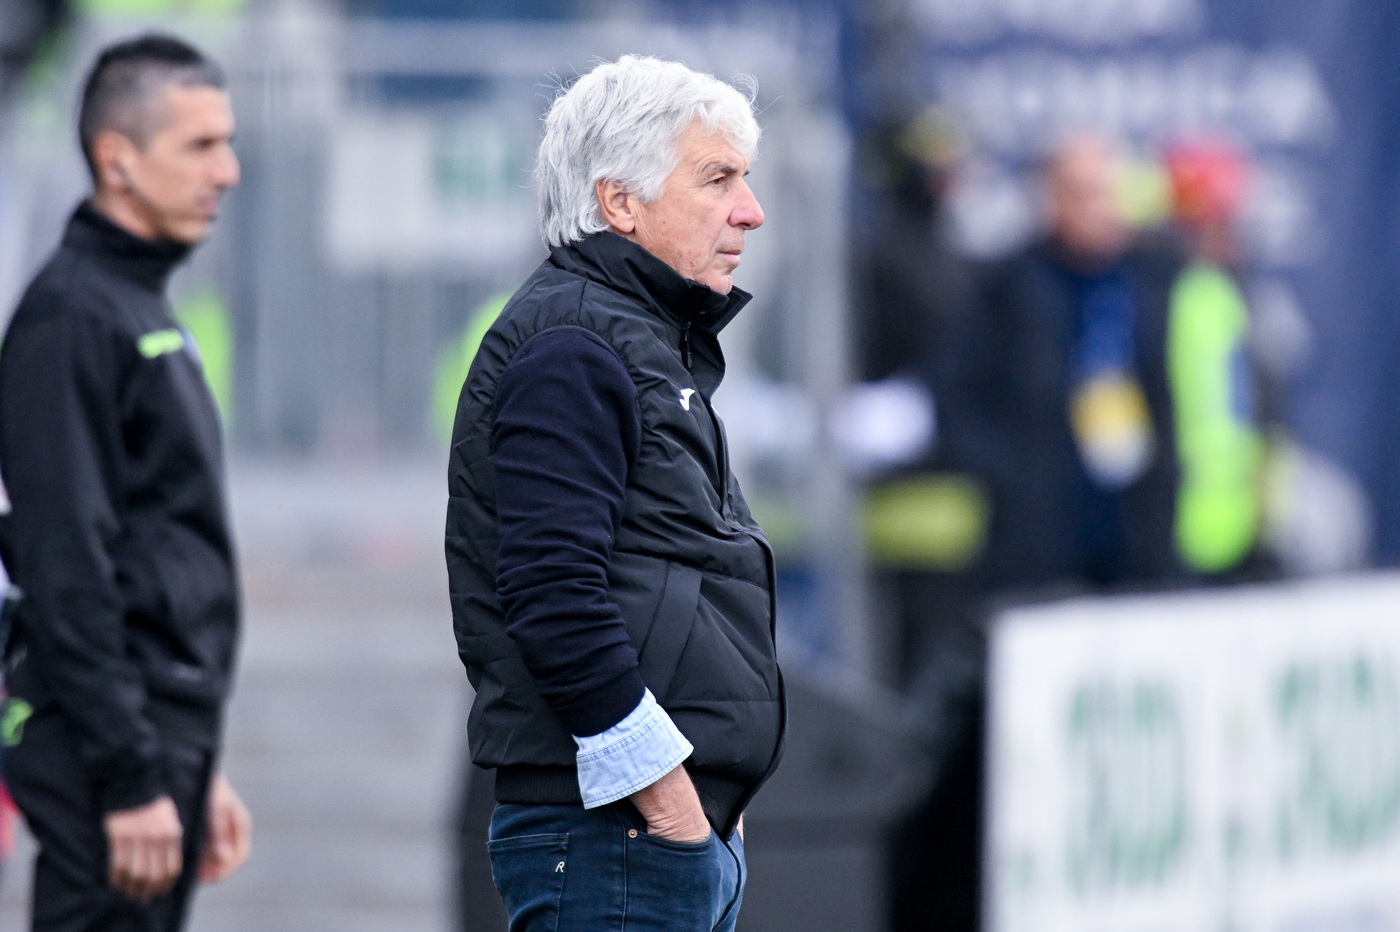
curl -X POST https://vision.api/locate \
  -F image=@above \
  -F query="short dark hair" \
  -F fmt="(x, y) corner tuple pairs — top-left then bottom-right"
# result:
(77, 33), (226, 183)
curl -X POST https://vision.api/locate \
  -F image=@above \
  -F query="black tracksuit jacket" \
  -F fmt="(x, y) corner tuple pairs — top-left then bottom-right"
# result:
(0, 202), (240, 815)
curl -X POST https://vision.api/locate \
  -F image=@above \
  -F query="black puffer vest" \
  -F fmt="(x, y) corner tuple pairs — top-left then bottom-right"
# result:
(445, 232), (785, 833)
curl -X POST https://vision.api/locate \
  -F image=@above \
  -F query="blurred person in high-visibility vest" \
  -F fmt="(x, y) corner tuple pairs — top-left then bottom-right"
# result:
(0, 33), (250, 932)
(846, 110), (989, 932)
(1162, 140), (1278, 580)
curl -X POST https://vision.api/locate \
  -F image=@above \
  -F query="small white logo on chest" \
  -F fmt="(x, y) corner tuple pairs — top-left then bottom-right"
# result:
(679, 389), (697, 411)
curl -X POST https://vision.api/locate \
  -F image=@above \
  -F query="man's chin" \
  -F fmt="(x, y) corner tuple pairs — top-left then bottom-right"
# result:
(165, 220), (214, 246)
(696, 269), (735, 294)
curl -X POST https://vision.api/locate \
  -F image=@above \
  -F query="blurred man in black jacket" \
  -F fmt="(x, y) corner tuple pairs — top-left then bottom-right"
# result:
(0, 34), (249, 932)
(976, 135), (1186, 594)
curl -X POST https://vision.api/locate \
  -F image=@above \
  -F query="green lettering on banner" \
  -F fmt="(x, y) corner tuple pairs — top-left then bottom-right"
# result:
(1275, 653), (1400, 860)
(1065, 680), (1188, 892)
(1, 698), (33, 747)
(138, 328), (185, 359)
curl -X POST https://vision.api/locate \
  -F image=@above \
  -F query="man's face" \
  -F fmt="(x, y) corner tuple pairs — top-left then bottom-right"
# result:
(109, 85), (240, 244)
(1048, 138), (1129, 262)
(626, 120), (765, 294)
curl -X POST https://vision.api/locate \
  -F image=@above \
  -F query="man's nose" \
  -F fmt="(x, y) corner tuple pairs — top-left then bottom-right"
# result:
(731, 180), (764, 230)
(215, 147), (241, 190)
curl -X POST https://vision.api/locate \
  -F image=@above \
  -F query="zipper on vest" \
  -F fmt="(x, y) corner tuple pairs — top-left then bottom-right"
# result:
(704, 396), (730, 509)
(679, 323), (693, 370)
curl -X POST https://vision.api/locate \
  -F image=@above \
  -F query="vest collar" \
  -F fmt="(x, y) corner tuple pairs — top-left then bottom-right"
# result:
(550, 231), (751, 335)
(64, 200), (193, 293)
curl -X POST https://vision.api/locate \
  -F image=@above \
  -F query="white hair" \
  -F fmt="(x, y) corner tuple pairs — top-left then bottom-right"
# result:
(534, 55), (761, 248)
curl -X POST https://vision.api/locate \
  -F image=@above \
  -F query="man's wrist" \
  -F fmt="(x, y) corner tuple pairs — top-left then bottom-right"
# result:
(630, 764), (710, 842)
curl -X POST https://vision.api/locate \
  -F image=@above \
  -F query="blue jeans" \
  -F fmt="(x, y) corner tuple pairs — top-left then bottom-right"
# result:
(488, 802), (745, 932)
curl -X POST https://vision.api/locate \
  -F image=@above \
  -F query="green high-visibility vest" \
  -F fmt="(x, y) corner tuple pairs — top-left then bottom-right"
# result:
(433, 292), (510, 445)
(1167, 261), (1264, 573)
(175, 287), (234, 424)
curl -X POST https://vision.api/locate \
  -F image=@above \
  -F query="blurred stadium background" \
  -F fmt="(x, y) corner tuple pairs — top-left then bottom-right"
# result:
(3, 1), (1400, 930)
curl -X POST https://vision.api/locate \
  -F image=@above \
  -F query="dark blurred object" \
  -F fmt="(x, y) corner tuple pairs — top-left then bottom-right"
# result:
(722, 670), (928, 932)
(852, 106), (975, 390)
(884, 610), (985, 932)
(0, 584), (20, 668)
(453, 762), (506, 932)
(0, 0), (67, 105)
(0, 570), (17, 896)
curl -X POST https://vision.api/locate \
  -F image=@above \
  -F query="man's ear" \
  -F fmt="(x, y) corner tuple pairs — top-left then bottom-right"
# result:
(595, 178), (638, 235)
(92, 130), (137, 194)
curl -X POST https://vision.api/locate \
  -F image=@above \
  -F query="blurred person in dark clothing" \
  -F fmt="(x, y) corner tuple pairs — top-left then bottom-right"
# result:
(851, 110), (989, 932)
(974, 135), (1187, 593)
(850, 106), (988, 680)
(0, 34), (250, 932)
(851, 108), (989, 588)
(854, 108), (979, 393)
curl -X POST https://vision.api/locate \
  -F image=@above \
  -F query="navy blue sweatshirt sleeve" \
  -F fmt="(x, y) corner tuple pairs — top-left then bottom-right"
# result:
(491, 326), (646, 737)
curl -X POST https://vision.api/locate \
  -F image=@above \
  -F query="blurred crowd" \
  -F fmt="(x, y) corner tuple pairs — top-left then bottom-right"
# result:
(846, 106), (1359, 929)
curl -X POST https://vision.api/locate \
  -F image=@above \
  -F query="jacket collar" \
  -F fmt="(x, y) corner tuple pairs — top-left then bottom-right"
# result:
(64, 200), (193, 293)
(549, 231), (751, 335)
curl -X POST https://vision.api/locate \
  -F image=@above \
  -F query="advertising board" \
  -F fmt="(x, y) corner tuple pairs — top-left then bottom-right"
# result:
(988, 574), (1400, 931)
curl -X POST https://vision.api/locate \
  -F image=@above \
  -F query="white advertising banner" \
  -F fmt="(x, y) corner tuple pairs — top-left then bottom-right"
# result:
(986, 573), (1400, 932)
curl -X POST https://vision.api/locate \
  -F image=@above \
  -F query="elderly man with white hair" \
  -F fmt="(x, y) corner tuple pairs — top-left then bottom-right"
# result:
(444, 56), (784, 930)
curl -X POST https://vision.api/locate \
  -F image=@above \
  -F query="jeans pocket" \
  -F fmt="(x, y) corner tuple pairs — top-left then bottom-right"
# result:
(625, 827), (728, 929)
(487, 832), (569, 932)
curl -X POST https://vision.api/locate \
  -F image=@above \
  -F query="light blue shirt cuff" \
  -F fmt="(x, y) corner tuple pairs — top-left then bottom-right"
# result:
(574, 688), (694, 809)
